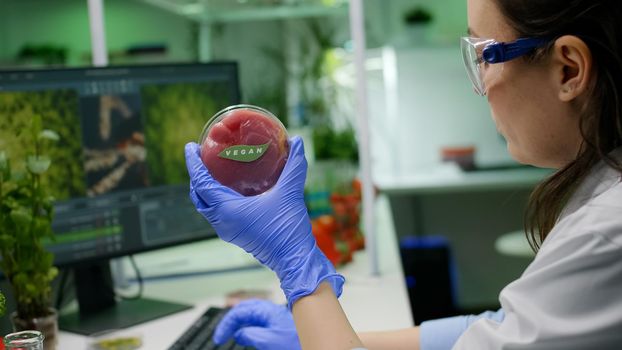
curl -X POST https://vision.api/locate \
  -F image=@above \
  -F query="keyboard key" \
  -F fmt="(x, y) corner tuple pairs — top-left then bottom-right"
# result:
(186, 329), (213, 350)
(221, 339), (238, 350)
(168, 307), (255, 350)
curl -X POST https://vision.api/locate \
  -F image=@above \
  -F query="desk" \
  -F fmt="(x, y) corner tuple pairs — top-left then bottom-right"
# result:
(375, 165), (547, 309)
(57, 195), (413, 349)
(495, 230), (535, 258)
(376, 164), (551, 196)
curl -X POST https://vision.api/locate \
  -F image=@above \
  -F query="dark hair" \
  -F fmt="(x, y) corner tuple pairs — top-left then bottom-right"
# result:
(493, 0), (622, 251)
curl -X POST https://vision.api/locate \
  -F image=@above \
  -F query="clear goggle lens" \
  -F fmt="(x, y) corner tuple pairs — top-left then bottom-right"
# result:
(460, 37), (500, 96)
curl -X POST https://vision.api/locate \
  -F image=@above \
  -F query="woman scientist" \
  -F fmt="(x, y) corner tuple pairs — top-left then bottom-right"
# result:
(184, 0), (622, 348)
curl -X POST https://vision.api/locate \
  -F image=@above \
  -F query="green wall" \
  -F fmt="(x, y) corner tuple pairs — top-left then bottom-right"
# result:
(0, 0), (195, 66)
(0, 0), (286, 112)
(365, 0), (468, 47)
(0, 1), (6, 60)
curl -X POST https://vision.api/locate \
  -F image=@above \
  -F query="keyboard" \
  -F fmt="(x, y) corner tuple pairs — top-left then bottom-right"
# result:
(168, 307), (254, 350)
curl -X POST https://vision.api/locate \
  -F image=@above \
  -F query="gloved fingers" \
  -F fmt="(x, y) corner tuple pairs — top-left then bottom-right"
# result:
(275, 136), (308, 193)
(234, 327), (301, 350)
(213, 300), (271, 344)
(212, 313), (240, 345)
(233, 327), (271, 348)
(184, 142), (239, 204)
(189, 184), (207, 209)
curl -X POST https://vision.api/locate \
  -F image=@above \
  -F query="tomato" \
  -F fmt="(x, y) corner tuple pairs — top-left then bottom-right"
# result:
(315, 215), (337, 235)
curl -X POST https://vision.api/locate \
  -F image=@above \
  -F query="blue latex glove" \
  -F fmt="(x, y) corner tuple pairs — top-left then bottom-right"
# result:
(213, 299), (300, 350)
(185, 136), (344, 309)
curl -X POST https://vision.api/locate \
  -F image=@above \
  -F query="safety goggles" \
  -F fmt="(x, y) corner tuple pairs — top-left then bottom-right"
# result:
(460, 37), (550, 96)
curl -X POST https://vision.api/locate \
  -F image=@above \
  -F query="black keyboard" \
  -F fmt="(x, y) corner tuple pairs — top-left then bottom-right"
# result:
(168, 307), (254, 350)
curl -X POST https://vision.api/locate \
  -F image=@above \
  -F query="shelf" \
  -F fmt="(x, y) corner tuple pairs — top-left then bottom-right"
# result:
(375, 164), (553, 195)
(138, 0), (349, 23)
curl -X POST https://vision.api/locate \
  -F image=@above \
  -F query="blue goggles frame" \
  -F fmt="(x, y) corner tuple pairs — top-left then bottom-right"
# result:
(461, 36), (550, 95)
(482, 37), (550, 64)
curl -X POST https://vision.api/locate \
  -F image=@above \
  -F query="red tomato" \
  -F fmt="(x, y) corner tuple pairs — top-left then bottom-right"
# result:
(312, 221), (340, 267)
(352, 178), (362, 195)
(331, 201), (348, 216)
(315, 215), (337, 234)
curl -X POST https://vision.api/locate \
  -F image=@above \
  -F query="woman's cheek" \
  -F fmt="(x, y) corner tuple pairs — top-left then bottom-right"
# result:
(487, 98), (506, 135)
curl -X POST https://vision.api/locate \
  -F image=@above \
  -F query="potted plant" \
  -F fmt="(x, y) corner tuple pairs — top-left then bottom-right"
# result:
(403, 6), (433, 44)
(0, 115), (60, 350)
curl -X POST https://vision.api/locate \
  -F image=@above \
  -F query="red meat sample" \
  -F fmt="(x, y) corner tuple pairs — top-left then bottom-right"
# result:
(200, 107), (289, 196)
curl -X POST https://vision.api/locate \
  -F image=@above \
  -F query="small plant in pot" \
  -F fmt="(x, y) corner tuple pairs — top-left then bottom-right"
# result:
(403, 6), (433, 44)
(0, 116), (60, 350)
(404, 6), (433, 26)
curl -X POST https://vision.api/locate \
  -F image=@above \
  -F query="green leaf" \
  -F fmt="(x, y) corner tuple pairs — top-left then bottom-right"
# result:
(47, 266), (58, 281)
(25, 283), (36, 295)
(19, 255), (35, 272)
(218, 142), (271, 162)
(10, 208), (32, 229)
(34, 273), (48, 286)
(1, 181), (18, 196)
(35, 252), (54, 272)
(32, 115), (43, 135)
(2, 195), (17, 210)
(0, 292), (6, 316)
(9, 168), (24, 182)
(0, 155), (10, 180)
(0, 234), (16, 248)
(26, 156), (51, 174)
(13, 273), (28, 289)
(0, 151), (6, 170)
(33, 218), (52, 239)
(38, 130), (60, 142)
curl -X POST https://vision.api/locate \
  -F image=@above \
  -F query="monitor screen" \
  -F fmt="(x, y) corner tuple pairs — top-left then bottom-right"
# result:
(0, 63), (240, 267)
(0, 63), (241, 334)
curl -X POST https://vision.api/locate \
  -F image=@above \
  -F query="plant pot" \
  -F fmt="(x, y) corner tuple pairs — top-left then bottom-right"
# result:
(10, 308), (58, 350)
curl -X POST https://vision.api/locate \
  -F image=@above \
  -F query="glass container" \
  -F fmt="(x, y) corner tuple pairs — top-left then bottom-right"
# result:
(4, 330), (45, 350)
(199, 104), (289, 196)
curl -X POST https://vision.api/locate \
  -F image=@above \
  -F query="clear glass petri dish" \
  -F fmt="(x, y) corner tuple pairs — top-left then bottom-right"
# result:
(198, 104), (289, 196)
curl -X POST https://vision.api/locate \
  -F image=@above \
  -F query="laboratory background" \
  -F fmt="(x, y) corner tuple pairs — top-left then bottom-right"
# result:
(0, 0), (550, 348)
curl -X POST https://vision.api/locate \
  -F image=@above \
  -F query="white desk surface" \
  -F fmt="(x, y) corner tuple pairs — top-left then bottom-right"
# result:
(375, 164), (552, 195)
(57, 195), (413, 349)
(495, 230), (535, 258)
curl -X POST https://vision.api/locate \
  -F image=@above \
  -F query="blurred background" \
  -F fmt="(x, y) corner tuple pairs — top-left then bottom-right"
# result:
(0, 0), (546, 329)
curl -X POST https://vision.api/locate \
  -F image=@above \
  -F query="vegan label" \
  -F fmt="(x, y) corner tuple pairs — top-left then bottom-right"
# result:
(218, 142), (270, 162)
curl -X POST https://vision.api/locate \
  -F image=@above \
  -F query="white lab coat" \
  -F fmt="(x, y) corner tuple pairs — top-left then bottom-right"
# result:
(453, 151), (622, 349)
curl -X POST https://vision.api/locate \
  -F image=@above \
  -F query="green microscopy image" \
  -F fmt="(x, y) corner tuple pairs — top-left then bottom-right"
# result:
(0, 90), (86, 199)
(141, 82), (231, 186)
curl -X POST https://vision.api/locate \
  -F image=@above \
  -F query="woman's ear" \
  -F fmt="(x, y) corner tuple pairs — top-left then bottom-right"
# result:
(552, 35), (593, 102)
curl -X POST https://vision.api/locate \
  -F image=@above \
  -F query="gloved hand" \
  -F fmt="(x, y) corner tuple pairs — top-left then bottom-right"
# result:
(185, 136), (344, 309)
(213, 299), (300, 350)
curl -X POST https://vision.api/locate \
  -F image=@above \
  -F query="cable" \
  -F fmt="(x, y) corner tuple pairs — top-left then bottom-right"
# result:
(117, 255), (144, 301)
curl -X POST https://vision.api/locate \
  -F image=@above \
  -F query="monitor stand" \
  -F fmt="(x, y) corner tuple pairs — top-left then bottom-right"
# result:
(59, 261), (191, 335)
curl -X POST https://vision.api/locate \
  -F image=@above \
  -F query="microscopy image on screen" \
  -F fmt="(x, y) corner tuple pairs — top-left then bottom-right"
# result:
(140, 82), (232, 186)
(0, 90), (86, 199)
(80, 94), (149, 196)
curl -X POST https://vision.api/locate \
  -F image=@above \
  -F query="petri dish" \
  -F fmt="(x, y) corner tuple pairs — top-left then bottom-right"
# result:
(199, 104), (289, 196)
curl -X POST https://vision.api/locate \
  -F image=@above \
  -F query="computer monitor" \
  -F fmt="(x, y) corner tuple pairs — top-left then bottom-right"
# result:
(0, 63), (241, 334)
